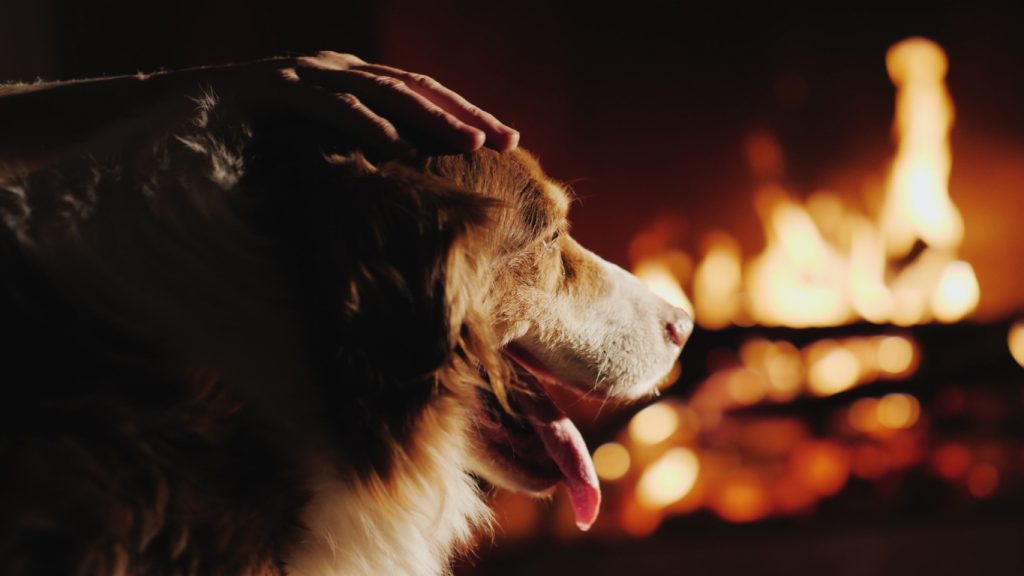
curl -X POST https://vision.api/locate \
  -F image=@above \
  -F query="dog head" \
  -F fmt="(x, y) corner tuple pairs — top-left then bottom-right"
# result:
(422, 149), (693, 530)
(267, 137), (692, 531)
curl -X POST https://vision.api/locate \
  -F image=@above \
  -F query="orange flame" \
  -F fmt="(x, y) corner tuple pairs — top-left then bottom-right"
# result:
(881, 37), (963, 256)
(747, 190), (850, 327)
(685, 37), (978, 328)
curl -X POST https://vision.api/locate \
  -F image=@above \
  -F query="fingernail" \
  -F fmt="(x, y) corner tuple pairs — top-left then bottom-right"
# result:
(502, 128), (520, 150)
(466, 129), (486, 151)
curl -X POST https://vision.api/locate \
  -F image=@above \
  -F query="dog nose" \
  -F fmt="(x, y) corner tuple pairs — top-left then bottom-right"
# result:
(665, 308), (694, 348)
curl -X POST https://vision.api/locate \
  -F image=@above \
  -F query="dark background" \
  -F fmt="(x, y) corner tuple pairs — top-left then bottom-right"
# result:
(4, 1), (1024, 573)
(6, 0), (1022, 316)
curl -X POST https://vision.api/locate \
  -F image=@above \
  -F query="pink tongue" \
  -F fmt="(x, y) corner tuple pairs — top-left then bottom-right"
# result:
(515, 375), (602, 531)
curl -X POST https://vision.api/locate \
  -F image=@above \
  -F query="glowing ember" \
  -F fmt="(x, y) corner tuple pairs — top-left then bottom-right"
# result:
(967, 464), (1000, 499)
(849, 398), (882, 434)
(1009, 320), (1024, 368)
(791, 441), (851, 496)
(876, 393), (921, 429)
(593, 442), (632, 482)
(932, 443), (973, 481)
(876, 335), (917, 375)
(725, 368), (767, 406)
(628, 403), (680, 446)
(636, 448), (700, 509)
(710, 472), (771, 523)
(852, 444), (891, 480)
(620, 499), (661, 538)
(806, 341), (860, 396)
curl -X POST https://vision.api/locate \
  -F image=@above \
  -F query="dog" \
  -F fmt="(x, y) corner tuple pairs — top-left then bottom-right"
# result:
(0, 96), (691, 575)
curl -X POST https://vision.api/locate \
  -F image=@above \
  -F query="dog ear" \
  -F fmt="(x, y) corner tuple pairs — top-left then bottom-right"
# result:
(253, 147), (495, 385)
(333, 158), (493, 382)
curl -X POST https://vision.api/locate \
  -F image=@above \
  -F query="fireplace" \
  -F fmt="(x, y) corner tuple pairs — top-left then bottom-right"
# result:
(462, 34), (1024, 576)
(4, 2), (1020, 573)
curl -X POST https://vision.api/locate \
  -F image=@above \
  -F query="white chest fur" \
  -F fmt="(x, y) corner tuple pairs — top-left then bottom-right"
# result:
(285, 403), (491, 576)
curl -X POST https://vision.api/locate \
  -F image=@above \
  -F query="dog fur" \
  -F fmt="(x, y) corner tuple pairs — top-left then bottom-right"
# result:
(0, 95), (687, 575)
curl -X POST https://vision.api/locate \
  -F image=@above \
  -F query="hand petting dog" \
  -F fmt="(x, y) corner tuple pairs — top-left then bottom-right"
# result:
(0, 51), (518, 181)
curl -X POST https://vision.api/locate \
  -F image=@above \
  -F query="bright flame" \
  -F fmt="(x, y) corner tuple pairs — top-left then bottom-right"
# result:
(747, 194), (850, 327)
(848, 219), (894, 323)
(882, 37), (962, 256)
(636, 448), (700, 509)
(629, 403), (679, 445)
(634, 258), (695, 317)
(1009, 321), (1024, 368)
(693, 232), (742, 329)
(679, 37), (978, 329)
(931, 260), (980, 322)
(593, 442), (632, 481)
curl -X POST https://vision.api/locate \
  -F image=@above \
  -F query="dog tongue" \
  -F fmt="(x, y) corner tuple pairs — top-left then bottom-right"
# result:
(514, 373), (601, 531)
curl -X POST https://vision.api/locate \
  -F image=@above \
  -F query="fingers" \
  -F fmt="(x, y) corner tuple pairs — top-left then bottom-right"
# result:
(358, 64), (520, 151)
(294, 65), (485, 152)
(278, 76), (415, 159)
(266, 52), (519, 154)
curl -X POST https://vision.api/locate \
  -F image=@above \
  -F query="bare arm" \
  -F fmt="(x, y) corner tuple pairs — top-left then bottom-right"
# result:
(0, 52), (520, 182)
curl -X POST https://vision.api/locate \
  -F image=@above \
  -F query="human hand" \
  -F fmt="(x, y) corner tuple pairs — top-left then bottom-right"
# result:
(227, 51), (519, 158)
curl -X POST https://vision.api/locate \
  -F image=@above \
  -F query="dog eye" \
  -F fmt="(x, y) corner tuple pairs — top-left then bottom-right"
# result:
(544, 230), (560, 250)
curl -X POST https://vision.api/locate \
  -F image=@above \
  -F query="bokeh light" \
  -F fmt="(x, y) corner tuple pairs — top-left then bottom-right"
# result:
(807, 342), (860, 396)
(593, 442), (632, 482)
(636, 448), (700, 509)
(629, 403), (680, 446)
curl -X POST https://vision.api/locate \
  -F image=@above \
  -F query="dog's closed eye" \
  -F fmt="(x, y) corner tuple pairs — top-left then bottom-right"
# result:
(543, 230), (560, 250)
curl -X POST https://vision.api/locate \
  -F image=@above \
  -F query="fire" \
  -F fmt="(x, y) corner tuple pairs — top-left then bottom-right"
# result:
(747, 191), (850, 327)
(931, 260), (980, 322)
(693, 232), (742, 329)
(881, 37), (962, 256)
(679, 37), (979, 329)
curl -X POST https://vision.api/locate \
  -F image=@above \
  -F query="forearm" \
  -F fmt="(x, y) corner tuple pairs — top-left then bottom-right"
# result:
(0, 67), (233, 182)
(0, 52), (518, 183)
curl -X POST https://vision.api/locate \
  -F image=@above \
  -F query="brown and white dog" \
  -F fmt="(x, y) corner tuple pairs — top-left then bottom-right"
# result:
(0, 98), (691, 575)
